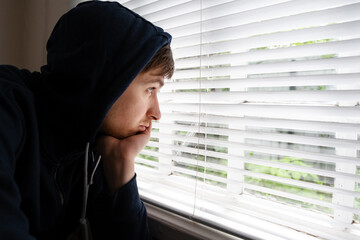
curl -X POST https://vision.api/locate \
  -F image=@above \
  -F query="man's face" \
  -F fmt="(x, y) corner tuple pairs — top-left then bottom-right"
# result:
(99, 67), (164, 139)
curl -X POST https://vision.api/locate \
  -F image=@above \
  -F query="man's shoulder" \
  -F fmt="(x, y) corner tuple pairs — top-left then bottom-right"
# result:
(0, 65), (32, 93)
(0, 65), (31, 84)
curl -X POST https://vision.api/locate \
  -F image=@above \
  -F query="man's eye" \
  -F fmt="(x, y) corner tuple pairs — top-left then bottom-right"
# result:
(147, 87), (155, 94)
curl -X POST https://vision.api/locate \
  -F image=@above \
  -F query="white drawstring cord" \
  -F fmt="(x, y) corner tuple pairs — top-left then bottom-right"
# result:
(80, 142), (101, 240)
(90, 154), (101, 186)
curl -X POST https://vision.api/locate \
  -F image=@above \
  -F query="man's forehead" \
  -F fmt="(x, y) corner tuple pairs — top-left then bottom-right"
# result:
(141, 70), (165, 87)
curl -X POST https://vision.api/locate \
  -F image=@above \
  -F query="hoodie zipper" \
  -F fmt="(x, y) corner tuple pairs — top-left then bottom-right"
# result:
(54, 164), (64, 207)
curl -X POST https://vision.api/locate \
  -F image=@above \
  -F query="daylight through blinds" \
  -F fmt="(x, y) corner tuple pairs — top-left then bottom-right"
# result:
(113, 1), (360, 239)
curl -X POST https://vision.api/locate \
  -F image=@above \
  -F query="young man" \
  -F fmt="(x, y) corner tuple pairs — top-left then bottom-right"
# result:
(0, 1), (174, 239)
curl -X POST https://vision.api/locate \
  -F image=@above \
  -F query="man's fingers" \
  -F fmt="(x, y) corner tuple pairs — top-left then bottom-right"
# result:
(95, 124), (154, 191)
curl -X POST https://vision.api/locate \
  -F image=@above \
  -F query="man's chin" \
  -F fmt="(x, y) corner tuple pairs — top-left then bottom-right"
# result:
(98, 130), (137, 141)
(117, 129), (142, 139)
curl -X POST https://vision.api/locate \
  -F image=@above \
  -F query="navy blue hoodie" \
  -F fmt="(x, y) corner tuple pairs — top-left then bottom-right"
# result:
(0, 1), (171, 239)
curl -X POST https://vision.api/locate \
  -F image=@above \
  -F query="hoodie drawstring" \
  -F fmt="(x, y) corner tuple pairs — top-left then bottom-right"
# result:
(80, 142), (101, 240)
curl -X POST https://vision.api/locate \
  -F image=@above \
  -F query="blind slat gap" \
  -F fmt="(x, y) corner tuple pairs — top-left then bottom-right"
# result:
(116, 1), (360, 239)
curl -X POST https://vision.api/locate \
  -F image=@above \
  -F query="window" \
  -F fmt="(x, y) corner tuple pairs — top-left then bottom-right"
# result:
(113, 1), (360, 239)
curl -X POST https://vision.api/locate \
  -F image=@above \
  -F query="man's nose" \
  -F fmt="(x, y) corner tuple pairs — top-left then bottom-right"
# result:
(148, 95), (161, 120)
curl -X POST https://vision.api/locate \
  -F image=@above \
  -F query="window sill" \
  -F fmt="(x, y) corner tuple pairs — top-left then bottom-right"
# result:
(145, 202), (245, 240)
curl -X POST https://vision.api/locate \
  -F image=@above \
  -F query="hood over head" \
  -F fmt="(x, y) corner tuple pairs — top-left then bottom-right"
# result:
(29, 1), (172, 158)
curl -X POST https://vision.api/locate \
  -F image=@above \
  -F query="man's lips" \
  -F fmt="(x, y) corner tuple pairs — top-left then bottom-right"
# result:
(139, 125), (150, 131)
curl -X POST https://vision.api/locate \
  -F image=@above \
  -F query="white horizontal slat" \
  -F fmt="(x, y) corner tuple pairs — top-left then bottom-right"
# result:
(131, 0), (189, 16)
(138, 175), (358, 240)
(244, 170), (360, 198)
(159, 90), (360, 105)
(199, 197), (344, 240)
(138, 168), (199, 197)
(140, 148), (230, 184)
(139, 174), (360, 238)
(243, 184), (360, 215)
(145, 150), (229, 173)
(178, 0), (360, 32)
(162, 74), (360, 91)
(147, 141), (232, 164)
(114, 0), (130, 4)
(147, 134), (360, 166)
(170, 4), (360, 47)
(153, 122), (360, 149)
(141, 147), (360, 198)
(244, 157), (359, 181)
(227, 194), (360, 240)
(160, 103), (360, 123)
(205, 189), (360, 240)
(172, 21), (360, 56)
(143, 0), (236, 23)
(140, 172), (231, 203)
(173, 56), (360, 79)
(150, 0), (290, 27)
(159, 113), (360, 133)
(138, 173), (358, 240)
(135, 157), (159, 168)
(172, 166), (227, 184)
(152, 0), (288, 29)
(122, 0), (157, 9)
(137, 176), (197, 213)
(149, 134), (359, 172)
(168, 2), (360, 39)
(240, 143), (360, 167)
(140, 149), (160, 158)
(140, 167), (360, 239)
(138, 163), (358, 217)
(174, 39), (360, 69)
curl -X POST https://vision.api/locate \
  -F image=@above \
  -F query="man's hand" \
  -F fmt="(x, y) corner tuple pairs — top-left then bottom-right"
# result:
(96, 123), (152, 194)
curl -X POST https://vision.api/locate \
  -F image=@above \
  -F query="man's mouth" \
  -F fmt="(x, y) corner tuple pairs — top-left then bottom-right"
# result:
(139, 124), (149, 131)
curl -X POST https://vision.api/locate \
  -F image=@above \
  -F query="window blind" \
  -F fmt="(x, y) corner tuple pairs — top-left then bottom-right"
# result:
(112, 1), (360, 239)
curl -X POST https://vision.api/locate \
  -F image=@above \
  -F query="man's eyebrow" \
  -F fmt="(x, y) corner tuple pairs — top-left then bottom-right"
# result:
(145, 78), (164, 87)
